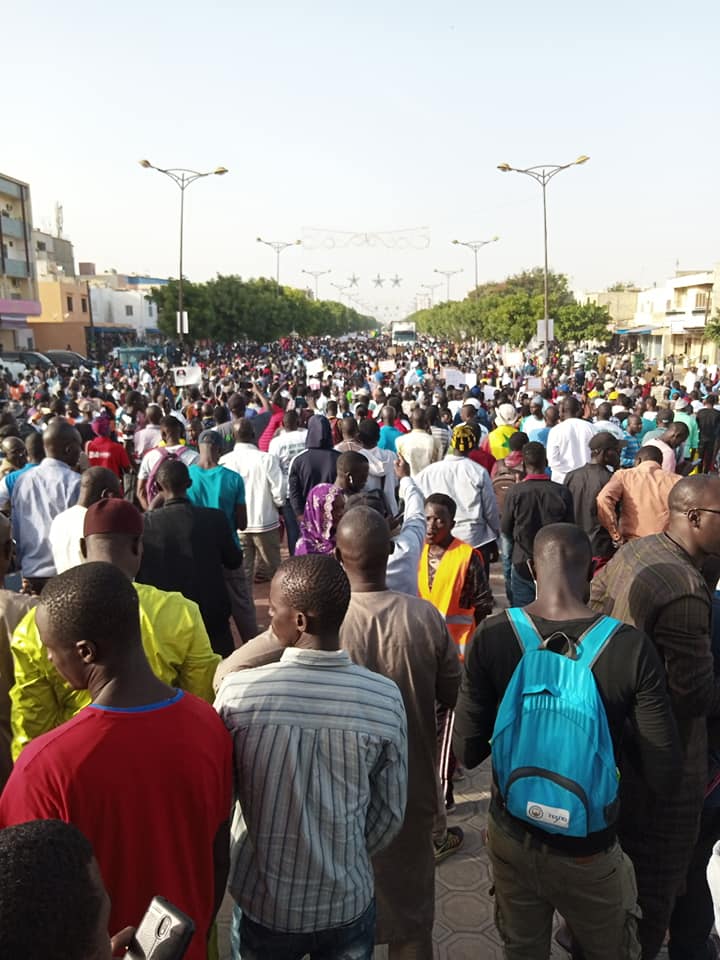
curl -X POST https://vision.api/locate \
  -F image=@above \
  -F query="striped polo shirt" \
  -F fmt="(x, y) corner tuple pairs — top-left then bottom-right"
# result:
(215, 647), (408, 933)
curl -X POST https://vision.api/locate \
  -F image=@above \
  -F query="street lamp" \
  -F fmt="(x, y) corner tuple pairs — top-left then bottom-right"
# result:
(497, 155), (589, 356)
(330, 281), (352, 334)
(452, 236), (499, 291)
(433, 268), (464, 302)
(301, 268), (331, 300)
(139, 159), (227, 336)
(420, 282), (442, 307)
(257, 237), (301, 285)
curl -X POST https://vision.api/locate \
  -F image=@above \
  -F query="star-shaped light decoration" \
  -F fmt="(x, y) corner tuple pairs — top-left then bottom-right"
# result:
(348, 274), (360, 287)
(373, 274), (385, 288)
(390, 274), (402, 288)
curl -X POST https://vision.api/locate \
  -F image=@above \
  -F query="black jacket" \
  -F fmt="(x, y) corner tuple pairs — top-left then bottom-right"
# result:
(501, 477), (574, 578)
(287, 415), (339, 515)
(136, 498), (242, 653)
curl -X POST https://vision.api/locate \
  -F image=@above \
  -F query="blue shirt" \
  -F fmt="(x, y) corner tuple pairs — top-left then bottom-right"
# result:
(528, 426), (551, 447)
(187, 464), (246, 547)
(12, 458), (81, 577)
(5, 462), (37, 495)
(378, 425), (402, 453)
(620, 432), (643, 468)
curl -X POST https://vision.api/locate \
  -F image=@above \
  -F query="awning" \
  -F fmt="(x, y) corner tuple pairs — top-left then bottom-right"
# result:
(91, 326), (135, 333)
(616, 327), (655, 335)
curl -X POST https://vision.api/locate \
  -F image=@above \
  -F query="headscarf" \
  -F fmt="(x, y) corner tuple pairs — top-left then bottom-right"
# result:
(295, 483), (344, 556)
(91, 413), (112, 438)
(449, 424), (478, 455)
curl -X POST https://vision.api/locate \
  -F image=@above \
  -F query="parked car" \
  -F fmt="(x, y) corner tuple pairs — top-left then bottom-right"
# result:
(45, 350), (94, 370)
(0, 350), (53, 371)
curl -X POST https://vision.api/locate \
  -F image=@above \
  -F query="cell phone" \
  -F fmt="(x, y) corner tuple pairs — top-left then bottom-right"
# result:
(125, 897), (195, 960)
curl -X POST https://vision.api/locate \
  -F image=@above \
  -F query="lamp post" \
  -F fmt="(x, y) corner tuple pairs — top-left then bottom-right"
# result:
(433, 267), (464, 302)
(497, 156), (589, 356)
(451, 236), (499, 291)
(139, 159), (227, 337)
(301, 268), (331, 300)
(420, 282), (442, 307)
(257, 237), (301, 286)
(330, 282), (352, 333)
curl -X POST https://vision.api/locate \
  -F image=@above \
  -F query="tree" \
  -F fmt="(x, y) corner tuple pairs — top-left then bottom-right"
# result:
(606, 281), (637, 292)
(703, 309), (720, 346)
(149, 275), (372, 341)
(555, 302), (611, 344)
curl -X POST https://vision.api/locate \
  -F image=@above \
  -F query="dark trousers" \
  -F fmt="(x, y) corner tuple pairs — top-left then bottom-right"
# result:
(238, 900), (376, 960)
(668, 806), (720, 960)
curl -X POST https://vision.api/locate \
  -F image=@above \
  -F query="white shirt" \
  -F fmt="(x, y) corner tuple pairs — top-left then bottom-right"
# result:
(415, 455), (500, 548)
(387, 476), (426, 596)
(137, 444), (199, 480)
(49, 503), (87, 574)
(395, 430), (442, 477)
(546, 417), (595, 483)
(268, 429), (307, 482)
(360, 446), (399, 515)
(220, 442), (285, 532)
(592, 419), (625, 441)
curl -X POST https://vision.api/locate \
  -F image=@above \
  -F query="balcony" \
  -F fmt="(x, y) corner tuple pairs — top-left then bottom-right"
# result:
(0, 216), (26, 241)
(1, 259), (29, 279)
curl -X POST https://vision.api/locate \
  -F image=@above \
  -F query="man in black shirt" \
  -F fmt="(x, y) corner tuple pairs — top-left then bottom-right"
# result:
(454, 523), (681, 959)
(501, 441), (574, 606)
(137, 459), (243, 656)
(564, 431), (621, 564)
(696, 395), (720, 473)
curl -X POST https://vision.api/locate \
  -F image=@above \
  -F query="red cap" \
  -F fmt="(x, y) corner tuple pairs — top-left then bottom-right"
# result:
(83, 499), (144, 538)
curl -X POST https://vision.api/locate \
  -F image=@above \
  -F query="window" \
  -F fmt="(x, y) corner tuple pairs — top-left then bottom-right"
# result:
(125, 305), (134, 317)
(66, 295), (73, 312)
(695, 292), (709, 311)
(36, 241), (46, 252)
(81, 297), (88, 313)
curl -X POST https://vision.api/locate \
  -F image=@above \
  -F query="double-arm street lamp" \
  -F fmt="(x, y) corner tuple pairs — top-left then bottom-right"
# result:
(420, 282), (442, 307)
(497, 156), (589, 355)
(433, 267), (464, 303)
(139, 159), (228, 336)
(257, 237), (301, 286)
(451, 236), (499, 291)
(302, 268), (331, 300)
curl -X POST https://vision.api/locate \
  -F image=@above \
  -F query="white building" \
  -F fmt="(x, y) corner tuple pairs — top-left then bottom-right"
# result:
(79, 264), (167, 341)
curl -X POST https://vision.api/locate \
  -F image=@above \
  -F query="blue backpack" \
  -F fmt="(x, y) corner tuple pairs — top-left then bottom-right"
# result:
(490, 608), (621, 838)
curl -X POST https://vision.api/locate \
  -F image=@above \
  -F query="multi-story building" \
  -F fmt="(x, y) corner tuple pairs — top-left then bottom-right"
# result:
(80, 264), (166, 346)
(33, 229), (76, 280)
(0, 173), (40, 350)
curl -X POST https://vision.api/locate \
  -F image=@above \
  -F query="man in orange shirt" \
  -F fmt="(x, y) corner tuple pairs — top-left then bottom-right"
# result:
(596, 445), (681, 545)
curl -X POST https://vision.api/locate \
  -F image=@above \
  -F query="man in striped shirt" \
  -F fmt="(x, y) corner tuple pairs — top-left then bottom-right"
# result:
(215, 554), (408, 960)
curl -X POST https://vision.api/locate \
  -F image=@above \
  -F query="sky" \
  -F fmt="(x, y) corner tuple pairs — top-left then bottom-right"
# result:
(5, 0), (720, 318)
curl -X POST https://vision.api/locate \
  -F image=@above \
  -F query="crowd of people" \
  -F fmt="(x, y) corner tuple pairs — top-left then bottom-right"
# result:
(1, 333), (720, 959)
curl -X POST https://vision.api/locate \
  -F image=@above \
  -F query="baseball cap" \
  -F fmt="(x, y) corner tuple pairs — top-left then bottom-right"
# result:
(589, 431), (624, 452)
(198, 429), (222, 446)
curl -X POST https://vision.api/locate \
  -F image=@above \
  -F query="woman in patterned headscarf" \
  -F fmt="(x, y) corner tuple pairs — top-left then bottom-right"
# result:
(295, 483), (346, 556)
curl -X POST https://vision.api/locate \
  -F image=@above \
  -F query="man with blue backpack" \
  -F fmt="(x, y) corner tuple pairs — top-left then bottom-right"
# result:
(453, 523), (681, 959)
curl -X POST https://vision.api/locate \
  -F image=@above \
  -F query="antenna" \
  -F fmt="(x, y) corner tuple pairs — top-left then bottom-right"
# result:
(55, 202), (64, 239)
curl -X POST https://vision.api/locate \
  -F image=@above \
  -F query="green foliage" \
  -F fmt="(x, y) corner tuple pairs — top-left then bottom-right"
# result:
(704, 309), (720, 346)
(411, 268), (608, 347)
(149, 275), (373, 341)
(606, 281), (637, 292)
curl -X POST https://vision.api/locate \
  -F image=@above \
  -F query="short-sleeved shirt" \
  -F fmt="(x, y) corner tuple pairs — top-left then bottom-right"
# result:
(137, 444), (199, 480)
(86, 437), (131, 478)
(0, 690), (232, 960)
(188, 465), (246, 547)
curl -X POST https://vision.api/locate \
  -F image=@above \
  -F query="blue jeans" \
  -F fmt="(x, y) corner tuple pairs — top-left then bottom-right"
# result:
(500, 533), (514, 606)
(235, 899), (376, 960)
(282, 502), (300, 556)
(510, 567), (536, 607)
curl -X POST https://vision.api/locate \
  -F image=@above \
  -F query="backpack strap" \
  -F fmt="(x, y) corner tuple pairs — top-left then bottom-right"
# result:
(576, 616), (623, 668)
(505, 608), (544, 654)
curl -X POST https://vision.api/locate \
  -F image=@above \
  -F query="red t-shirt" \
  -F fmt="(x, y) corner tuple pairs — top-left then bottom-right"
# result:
(86, 436), (131, 478)
(0, 691), (232, 958)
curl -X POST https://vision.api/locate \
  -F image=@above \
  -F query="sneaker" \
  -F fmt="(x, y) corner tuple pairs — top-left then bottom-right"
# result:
(453, 766), (466, 782)
(434, 826), (464, 863)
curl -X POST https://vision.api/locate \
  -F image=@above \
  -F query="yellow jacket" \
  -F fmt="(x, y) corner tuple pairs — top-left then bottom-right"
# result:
(10, 581), (221, 760)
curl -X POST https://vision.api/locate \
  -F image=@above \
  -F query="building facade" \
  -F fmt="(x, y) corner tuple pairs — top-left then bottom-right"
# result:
(0, 173), (40, 350)
(80, 264), (166, 347)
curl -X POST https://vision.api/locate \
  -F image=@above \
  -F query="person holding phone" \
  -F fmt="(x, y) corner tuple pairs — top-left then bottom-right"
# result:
(0, 562), (232, 960)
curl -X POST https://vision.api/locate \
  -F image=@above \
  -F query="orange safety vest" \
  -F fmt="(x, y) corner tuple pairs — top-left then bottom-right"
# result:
(418, 538), (477, 660)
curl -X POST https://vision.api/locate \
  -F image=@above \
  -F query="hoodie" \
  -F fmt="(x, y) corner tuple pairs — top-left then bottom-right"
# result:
(288, 415), (340, 515)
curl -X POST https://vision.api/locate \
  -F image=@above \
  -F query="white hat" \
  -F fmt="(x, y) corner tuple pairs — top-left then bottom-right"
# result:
(495, 403), (517, 427)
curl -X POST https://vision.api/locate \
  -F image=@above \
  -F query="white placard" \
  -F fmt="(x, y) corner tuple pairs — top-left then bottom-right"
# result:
(503, 350), (524, 368)
(176, 311), (189, 335)
(173, 365), (202, 386)
(441, 367), (475, 389)
(379, 359), (397, 373)
(526, 376), (543, 392)
(305, 358), (325, 376)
